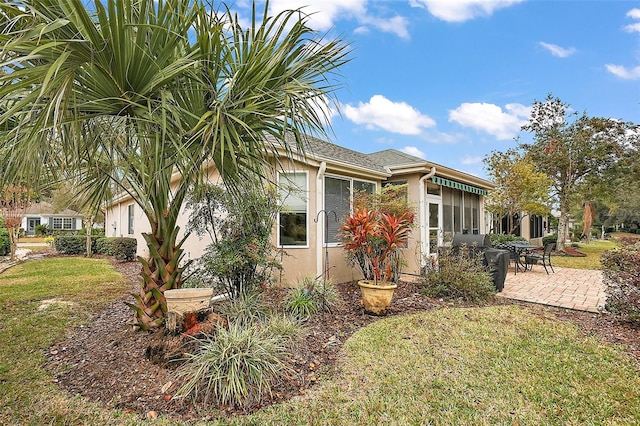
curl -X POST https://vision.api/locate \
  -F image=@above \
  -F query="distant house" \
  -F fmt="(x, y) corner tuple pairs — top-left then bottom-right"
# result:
(21, 201), (83, 235)
(104, 134), (495, 285)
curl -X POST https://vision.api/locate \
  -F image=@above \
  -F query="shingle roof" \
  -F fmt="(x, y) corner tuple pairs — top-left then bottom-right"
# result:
(366, 149), (428, 167)
(271, 132), (389, 174)
(23, 201), (81, 216)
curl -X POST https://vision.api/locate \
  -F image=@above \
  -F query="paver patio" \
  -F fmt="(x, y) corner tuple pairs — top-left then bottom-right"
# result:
(498, 264), (606, 313)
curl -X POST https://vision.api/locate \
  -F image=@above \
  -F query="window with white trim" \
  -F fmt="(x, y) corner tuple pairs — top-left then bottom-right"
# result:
(324, 176), (376, 244)
(278, 172), (308, 247)
(127, 204), (135, 235)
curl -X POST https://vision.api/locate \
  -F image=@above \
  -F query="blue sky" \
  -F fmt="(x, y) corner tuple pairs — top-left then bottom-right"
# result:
(248, 1), (639, 179)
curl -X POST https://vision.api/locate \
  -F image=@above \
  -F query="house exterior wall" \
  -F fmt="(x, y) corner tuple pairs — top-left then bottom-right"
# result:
(104, 154), (494, 287)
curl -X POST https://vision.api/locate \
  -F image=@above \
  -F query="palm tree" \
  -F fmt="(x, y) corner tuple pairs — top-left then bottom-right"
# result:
(0, 0), (350, 330)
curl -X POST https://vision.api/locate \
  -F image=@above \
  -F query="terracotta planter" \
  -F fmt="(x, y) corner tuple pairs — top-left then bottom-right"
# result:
(164, 288), (214, 315)
(357, 280), (397, 315)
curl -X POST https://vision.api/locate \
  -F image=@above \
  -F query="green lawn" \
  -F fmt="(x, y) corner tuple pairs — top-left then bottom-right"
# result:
(2, 257), (640, 425)
(0, 258), (136, 425)
(552, 239), (617, 270)
(241, 307), (640, 425)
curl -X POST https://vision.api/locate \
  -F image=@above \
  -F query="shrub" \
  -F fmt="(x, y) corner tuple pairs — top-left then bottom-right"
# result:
(602, 243), (640, 322)
(542, 234), (558, 247)
(284, 275), (340, 319)
(262, 314), (303, 343)
(0, 228), (10, 256)
(54, 236), (93, 255)
(111, 237), (137, 261)
(95, 237), (116, 256)
(186, 184), (281, 299)
(80, 227), (105, 237)
(489, 233), (526, 247)
(284, 287), (318, 320)
(218, 290), (269, 326)
(419, 245), (496, 303)
(34, 224), (50, 237)
(176, 323), (290, 408)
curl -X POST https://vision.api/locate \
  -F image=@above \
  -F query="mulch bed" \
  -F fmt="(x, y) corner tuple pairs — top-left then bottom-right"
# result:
(44, 260), (640, 422)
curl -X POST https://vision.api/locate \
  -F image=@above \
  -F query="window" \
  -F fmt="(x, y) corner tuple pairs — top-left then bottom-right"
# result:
(63, 218), (73, 230)
(324, 176), (376, 244)
(278, 172), (308, 247)
(127, 204), (135, 235)
(52, 217), (63, 229)
(530, 215), (544, 238)
(441, 187), (481, 236)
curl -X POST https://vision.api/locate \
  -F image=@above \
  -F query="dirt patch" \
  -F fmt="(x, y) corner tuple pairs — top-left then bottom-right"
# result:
(45, 261), (640, 422)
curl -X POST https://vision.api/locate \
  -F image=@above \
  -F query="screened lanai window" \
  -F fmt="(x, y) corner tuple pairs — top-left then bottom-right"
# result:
(324, 176), (375, 244)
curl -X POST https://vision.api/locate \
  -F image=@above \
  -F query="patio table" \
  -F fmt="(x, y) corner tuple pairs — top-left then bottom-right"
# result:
(507, 241), (538, 275)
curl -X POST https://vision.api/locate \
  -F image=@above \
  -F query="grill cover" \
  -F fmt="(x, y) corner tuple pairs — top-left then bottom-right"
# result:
(451, 233), (491, 249)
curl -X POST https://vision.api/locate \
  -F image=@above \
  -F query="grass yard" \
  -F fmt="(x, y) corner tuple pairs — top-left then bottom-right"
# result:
(242, 306), (640, 425)
(551, 239), (617, 270)
(0, 258), (136, 425)
(2, 257), (640, 425)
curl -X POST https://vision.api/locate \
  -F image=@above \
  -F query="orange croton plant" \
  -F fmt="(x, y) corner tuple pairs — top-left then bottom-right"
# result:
(340, 207), (412, 285)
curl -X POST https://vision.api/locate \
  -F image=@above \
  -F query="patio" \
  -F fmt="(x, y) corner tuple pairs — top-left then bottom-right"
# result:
(498, 265), (606, 313)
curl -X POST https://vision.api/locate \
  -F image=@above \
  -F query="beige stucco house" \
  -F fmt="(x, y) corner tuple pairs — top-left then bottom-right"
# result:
(104, 134), (495, 285)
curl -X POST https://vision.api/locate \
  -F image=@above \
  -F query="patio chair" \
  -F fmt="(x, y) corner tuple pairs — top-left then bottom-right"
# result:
(524, 243), (555, 274)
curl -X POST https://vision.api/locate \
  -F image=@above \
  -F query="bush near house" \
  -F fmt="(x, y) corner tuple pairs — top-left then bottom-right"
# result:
(602, 242), (640, 322)
(419, 245), (496, 303)
(542, 234), (558, 247)
(489, 233), (527, 247)
(111, 238), (136, 262)
(34, 224), (50, 237)
(95, 237), (115, 256)
(54, 236), (97, 255)
(0, 228), (10, 256)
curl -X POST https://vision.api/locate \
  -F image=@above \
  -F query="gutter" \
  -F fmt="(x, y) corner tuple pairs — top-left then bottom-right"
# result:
(419, 167), (437, 265)
(316, 161), (327, 278)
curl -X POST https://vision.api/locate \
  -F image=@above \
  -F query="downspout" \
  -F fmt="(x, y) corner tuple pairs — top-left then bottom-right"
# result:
(419, 167), (437, 265)
(316, 161), (327, 278)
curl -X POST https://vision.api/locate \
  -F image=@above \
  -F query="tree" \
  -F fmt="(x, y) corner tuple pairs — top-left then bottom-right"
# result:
(185, 183), (281, 299)
(520, 95), (629, 251)
(483, 149), (552, 234)
(0, 184), (29, 260)
(0, 1), (349, 330)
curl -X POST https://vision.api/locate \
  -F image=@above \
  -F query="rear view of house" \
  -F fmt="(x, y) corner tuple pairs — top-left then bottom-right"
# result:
(105, 134), (495, 285)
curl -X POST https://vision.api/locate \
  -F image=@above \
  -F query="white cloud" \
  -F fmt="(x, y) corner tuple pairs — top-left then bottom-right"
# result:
(267, 0), (409, 38)
(409, 0), (524, 23)
(448, 102), (530, 140)
(460, 155), (483, 165)
(539, 42), (576, 58)
(400, 146), (426, 159)
(627, 8), (640, 20)
(624, 9), (640, 32)
(343, 95), (436, 135)
(360, 15), (410, 39)
(624, 22), (640, 33)
(605, 64), (640, 80)
(269, 0), (366, 31)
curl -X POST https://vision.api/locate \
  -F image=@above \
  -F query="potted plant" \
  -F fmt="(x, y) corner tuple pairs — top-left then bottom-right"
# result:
(340, 206), (413, 315)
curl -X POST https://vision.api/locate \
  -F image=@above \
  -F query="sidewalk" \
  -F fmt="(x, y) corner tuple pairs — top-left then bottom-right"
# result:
(497, 265), (606, 313)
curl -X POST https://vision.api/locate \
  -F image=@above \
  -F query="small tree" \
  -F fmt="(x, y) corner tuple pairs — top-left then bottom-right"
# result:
(186, 184), (281, 299)
(484, 149), (552, 234)
(0, 185), (29, 260)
